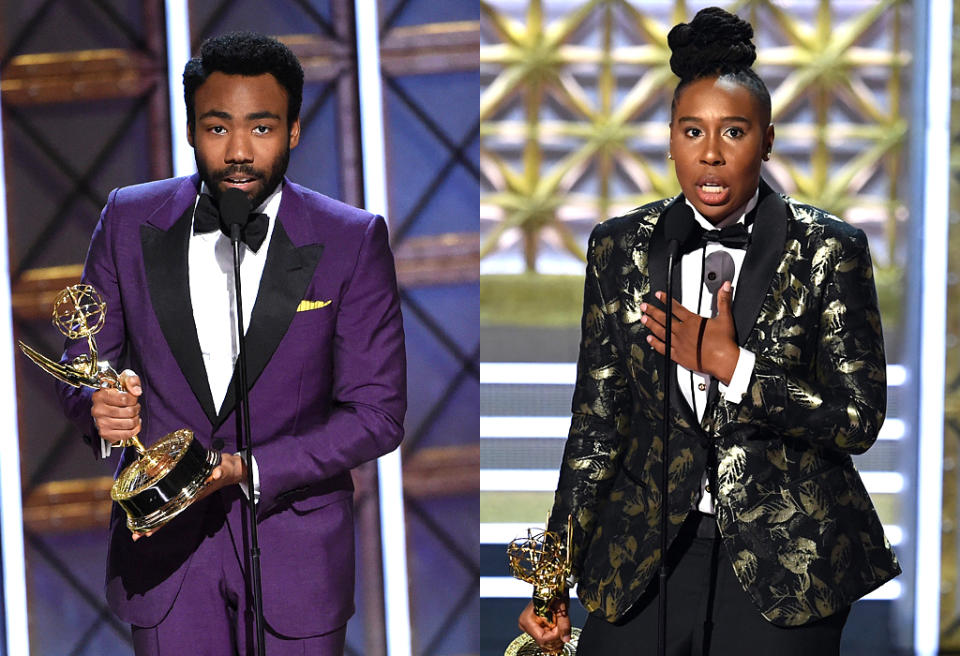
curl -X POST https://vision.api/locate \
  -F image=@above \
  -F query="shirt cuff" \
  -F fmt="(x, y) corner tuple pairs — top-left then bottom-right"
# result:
(235, 452), (260, 504)
(100, 438), (113, 459)
(718, 347), (755, 404)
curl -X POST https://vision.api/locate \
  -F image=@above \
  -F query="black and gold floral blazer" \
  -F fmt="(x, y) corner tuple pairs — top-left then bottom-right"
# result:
(547, 180), (900, 627)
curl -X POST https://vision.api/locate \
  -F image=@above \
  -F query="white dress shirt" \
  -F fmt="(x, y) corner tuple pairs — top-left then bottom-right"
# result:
(677, 189), (758, 514)
(189, 183), (280, 412)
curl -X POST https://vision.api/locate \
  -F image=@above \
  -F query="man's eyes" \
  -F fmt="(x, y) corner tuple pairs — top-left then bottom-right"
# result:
(204, 125), (275, 135)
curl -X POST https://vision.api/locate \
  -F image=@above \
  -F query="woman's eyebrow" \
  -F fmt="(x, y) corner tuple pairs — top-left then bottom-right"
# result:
(677, 115), (752, 124)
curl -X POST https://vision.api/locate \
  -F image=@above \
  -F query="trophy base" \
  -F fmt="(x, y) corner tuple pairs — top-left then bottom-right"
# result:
(505, 628), (581, 656)
(111, 429), (222, 534)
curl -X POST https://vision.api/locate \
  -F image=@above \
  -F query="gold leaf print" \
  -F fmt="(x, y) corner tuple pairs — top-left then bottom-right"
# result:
(836, 255), (859, 274)
(821, 299), (846, 333)
(797, 481), (829, 521)
(786, 379), (823, 409)
(767, 446), (789, 471)
(778, 538), (819, 575)
(811, 575), (839, 615)
(717, 445), (746, 496)
(622, 288), (644, 324)
(669, 449), (694, 486)
(567, 454), (617, 482)
(733, 550), (759, 586)
(739, 497), (795, 525)
(799, 451), (821, 474)
(810, 242), (835, 288)
(594, 237), (613, 271)
(589, 364), (619, 381)
(830, 535), (852, 579)
(632, 247), (647, 274)
(586, 305), (605, 339)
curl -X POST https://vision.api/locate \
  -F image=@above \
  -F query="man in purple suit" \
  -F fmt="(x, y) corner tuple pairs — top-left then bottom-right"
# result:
(56, 32), (406, 655)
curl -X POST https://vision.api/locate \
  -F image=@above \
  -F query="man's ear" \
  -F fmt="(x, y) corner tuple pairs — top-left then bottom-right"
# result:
(186, 123), (195, 147)
(289, 117), (301, 149)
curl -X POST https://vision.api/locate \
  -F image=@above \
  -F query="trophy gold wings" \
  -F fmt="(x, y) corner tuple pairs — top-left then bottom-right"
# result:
(504, 515), (581, 655)
(19, 284), (221, 534)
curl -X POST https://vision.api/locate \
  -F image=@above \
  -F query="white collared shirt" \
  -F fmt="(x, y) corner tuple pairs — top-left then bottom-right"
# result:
(189, 183), (280, 412)
(678, 190), (758, 514)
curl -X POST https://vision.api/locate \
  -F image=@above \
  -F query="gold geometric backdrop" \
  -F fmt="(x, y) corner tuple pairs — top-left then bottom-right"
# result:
(480, 0), (910, 289)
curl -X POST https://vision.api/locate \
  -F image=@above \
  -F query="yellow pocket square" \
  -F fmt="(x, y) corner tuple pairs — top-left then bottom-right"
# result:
(297, 299), (332, 312)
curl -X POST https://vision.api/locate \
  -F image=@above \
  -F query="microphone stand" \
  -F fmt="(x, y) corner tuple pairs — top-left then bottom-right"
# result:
(228, 222), (266, 656)
(657, 238), (681, 656)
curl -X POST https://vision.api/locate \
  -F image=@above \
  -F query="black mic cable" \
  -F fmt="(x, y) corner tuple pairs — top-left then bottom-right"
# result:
(657, 203), (696, 656)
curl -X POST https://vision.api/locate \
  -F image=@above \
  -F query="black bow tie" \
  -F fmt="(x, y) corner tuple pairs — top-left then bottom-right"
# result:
(193, 193), (269, 252)
(694, 223), (751, 251)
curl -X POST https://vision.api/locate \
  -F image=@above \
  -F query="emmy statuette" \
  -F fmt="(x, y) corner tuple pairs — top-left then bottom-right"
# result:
(19, 284), (221, 534)
(504, 515), (581, 655)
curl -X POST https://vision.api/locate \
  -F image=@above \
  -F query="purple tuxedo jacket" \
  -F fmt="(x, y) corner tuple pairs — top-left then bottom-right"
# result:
(56, 174), (406, 636)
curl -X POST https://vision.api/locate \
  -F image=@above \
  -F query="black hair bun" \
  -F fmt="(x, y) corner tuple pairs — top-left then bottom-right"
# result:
(668, 7), (756, 80)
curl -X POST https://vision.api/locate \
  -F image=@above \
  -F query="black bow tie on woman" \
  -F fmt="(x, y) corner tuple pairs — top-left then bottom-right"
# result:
(697, 223), (750, 250)
(192, 193), (269, 252)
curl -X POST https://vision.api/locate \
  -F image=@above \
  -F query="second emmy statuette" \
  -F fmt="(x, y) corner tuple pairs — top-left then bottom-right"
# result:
(504, 515), (581, 656)
(19, 284), (221, 534)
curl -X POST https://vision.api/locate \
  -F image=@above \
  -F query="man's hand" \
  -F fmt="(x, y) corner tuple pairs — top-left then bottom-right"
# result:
(200, 452), (248, 499)
(640, 281), (739, 384)
(91, 369), (142, 446)
(131, 452), (247, 541)
(517, 598), (571, 654)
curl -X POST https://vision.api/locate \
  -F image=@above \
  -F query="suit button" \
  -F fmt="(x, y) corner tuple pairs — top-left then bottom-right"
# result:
(698, 383), (706, 391)
(705, 484), (712, 493)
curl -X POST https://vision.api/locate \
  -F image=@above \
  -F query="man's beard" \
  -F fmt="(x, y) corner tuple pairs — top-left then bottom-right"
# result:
(196, 146), (290, 210)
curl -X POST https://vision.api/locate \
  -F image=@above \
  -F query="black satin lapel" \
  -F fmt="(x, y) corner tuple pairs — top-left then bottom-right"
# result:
(731, 181), (787, 346)
(215, 222), (323, 428)
(141, 206), (218, 424)
(646, 198), (700, 431)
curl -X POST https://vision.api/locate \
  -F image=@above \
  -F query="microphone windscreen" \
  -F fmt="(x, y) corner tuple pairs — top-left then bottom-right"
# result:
(219, 188), (251, 229)
(703, 250), (736, 294)
(664, 203), (696, 245)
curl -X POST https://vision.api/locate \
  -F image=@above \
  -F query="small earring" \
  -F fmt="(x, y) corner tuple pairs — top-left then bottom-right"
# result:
(763, 150), (771, 161)
(667, 152), (674, 160)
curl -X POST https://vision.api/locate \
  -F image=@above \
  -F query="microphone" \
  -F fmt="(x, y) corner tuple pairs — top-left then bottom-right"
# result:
(218, 185), (266, 655)
(704, 251), (735, 316)
(218, 187), (251, 242)
(663, 203), (696, 258)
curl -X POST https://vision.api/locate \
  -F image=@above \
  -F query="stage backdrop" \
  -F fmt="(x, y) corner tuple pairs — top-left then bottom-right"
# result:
(1, 1), (479, 654)
(479, 1), (917, 654)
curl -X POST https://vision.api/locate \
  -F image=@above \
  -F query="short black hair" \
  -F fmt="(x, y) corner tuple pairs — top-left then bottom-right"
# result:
(183, 31), (304, 132)
(667, 7), (771, 125)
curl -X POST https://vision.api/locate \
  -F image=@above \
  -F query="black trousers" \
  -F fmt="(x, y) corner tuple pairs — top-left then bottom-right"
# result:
(577, 512), (850, 656)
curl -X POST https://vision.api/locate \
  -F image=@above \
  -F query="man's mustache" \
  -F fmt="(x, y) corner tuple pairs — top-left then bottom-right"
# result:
(213, 166), (263, 180)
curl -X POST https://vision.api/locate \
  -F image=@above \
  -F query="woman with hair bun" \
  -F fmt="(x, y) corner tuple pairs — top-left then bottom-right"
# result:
(517, 7), (900, 655)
